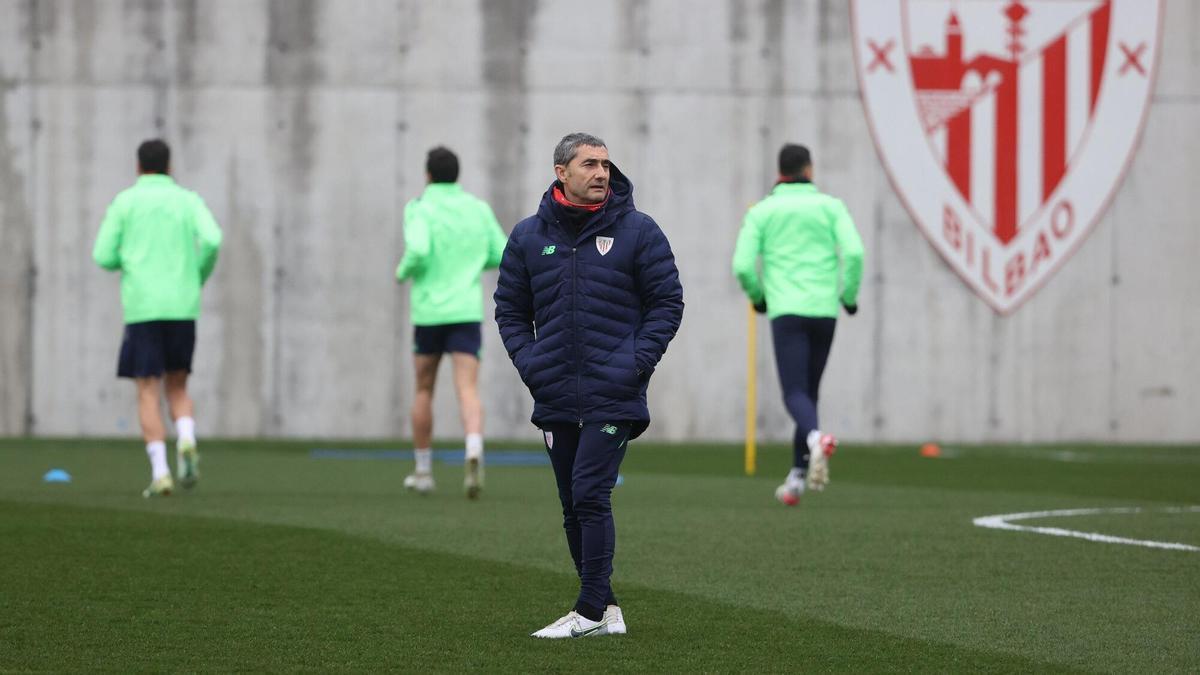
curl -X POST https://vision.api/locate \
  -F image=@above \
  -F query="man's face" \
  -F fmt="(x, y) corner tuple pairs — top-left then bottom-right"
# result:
(555, 145), (610, 204)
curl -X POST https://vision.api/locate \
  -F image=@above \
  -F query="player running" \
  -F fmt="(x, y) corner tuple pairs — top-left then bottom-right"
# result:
(733, 143), (864, 506)
(93, 139), (222, 498)
(396, 146), (508, 498)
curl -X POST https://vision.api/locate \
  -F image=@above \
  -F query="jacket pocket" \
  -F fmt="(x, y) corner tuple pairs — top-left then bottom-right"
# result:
(618, 339), (640, 392)
(515, 340), (541, 388)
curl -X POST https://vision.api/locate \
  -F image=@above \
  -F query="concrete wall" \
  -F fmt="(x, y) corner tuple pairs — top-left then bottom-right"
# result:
(0, 0), (1196, 443)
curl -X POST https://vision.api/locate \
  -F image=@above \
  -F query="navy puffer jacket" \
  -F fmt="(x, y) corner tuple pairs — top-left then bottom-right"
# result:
(495, 165), (684, 439)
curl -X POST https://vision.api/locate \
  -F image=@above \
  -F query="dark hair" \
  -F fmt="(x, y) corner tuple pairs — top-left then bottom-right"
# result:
(426, 146), (459, 183)
(554, 132), (606, 167)
(138, 139), (170, 174)
(778, 143), (811, 178)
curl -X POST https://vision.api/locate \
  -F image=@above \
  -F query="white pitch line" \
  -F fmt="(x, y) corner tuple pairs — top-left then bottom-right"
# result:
(973, 507), (1200, 552)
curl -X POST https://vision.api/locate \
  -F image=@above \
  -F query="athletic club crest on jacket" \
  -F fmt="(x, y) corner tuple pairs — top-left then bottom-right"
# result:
(852, 0), (1163, 313)
(596, 236), (614, 256)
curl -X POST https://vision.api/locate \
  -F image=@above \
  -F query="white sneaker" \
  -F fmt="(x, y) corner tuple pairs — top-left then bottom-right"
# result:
(464, 456), (484, 500)
(403, 472), (435, 494)
(775, 480), (804, 506)
(605, 605), (626, 634)
(530, 611), (612, 639)
(807, 433), (837, 491)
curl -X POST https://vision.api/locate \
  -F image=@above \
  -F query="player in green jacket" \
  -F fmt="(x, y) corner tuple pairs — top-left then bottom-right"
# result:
(732, 143), (864, 506)
(396, 146), (508, 498)
(93, 139), (223, 498)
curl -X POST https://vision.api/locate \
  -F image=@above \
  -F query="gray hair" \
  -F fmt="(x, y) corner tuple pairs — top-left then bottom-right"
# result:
(553, 132), (607, 167)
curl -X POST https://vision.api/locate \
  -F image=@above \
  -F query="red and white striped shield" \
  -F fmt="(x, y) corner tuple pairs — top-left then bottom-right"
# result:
(852, 0), (1163, 313)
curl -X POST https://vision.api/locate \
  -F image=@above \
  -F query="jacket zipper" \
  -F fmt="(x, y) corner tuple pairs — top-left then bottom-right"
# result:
(572, 245), (582, 427)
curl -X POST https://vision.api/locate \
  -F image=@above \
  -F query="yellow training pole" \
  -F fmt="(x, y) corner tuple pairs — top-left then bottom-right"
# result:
(744, 302), (757, 476)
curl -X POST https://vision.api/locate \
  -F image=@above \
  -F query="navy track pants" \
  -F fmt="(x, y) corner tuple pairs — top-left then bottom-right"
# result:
(540, 421), (630, 616)
(770, 315), (836, 470)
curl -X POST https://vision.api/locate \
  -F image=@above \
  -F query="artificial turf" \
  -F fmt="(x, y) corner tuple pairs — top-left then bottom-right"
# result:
(0, 438), (1196, 672)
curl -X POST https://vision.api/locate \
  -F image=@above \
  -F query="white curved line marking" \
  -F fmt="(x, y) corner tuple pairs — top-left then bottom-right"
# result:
(973, 506), (1200, 552)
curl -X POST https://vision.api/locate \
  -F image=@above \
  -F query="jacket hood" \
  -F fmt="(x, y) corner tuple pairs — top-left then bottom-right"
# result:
(536, 162), (636, 240)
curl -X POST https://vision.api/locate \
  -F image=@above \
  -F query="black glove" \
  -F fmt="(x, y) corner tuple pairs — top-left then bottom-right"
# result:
(842, 302), (858, 316)
(752, 300), (767, 315)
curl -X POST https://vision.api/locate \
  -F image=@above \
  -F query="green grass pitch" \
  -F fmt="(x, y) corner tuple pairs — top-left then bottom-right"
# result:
(1, 438), (1197, 672)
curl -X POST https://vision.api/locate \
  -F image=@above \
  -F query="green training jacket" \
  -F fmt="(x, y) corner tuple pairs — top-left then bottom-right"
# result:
(732, 182), (865, 319)
(396, 182), (508, 326)
(92, 174), (223, 324)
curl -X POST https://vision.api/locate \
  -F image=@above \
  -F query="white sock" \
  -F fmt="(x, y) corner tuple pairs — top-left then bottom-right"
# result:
(806, 430), (823, 454)
(147, 441), (169, 481)
(175, 416), (196, 444)
(786, 467), (806, 486)
(414, 448), (432, 475)
(465, 433), (483, 461)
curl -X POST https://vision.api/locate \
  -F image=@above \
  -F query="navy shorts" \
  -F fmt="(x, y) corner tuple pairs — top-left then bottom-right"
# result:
(117, 320), (196, 379)
(413, 322), (481, 357)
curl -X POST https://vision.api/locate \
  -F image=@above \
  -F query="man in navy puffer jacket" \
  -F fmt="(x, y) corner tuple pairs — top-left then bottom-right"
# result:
(496, 133), (683, 639)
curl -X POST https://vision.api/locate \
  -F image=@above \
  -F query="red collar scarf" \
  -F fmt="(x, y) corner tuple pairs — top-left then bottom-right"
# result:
(553, 185), (609, 212)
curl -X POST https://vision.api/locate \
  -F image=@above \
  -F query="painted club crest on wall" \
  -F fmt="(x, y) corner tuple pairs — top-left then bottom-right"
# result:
(851, 0), (1163, 313)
